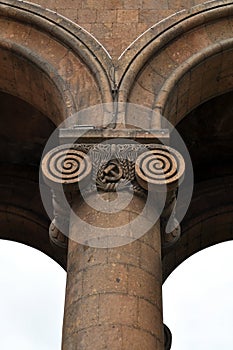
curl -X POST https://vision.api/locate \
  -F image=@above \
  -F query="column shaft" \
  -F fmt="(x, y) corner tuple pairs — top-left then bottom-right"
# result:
(62, 192), (164, 350)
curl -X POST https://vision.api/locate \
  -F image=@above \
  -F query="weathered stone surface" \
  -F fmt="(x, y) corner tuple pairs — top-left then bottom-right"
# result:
(1, 1), (233, 350)
(62, 192), (164, 349)
(30, 0), (222, 59)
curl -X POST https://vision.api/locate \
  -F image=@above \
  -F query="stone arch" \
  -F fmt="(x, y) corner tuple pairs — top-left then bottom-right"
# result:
(113, 1), (233, 282)
(0, 40), (72, 125)
(0, 0), (113, 125)
(119, 0), (233, 126)
(0, 1), (115, 265)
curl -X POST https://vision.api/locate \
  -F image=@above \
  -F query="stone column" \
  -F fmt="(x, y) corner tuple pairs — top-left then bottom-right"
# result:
(63, 194), (163, 349)
(41, 139), (184, 350)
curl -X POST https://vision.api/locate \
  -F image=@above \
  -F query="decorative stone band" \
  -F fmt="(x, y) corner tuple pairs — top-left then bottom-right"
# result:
(41, 143), (185, 249)
(135, 145), (185, 192)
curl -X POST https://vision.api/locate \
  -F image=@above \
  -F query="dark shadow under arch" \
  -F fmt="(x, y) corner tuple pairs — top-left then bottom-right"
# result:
(163, 92), (233, 281)
(0, 92), (67, 268)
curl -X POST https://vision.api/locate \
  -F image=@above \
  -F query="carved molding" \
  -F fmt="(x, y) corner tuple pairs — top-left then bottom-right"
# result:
(49, 220), (68, 249)
(48, 190), (70, 249)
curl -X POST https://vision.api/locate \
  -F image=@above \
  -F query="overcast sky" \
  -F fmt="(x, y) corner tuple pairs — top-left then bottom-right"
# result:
(0, 240), (233, 349)
(163, 241), (233, 349)
(0, 240), (66, 350)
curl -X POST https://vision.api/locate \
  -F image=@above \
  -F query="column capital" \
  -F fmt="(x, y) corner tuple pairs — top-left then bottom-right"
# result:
(41, 129), (185, 249)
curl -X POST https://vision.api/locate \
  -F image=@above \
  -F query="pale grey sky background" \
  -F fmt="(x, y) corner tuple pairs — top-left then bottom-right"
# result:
(163, 241), (233, 349)
(0, 240), (66, 350)
(0, 240), (233, 349)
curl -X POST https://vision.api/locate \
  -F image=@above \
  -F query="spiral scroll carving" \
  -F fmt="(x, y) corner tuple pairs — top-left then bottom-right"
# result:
(41, 144), (92, 189)
(135, 145), (185, 191)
